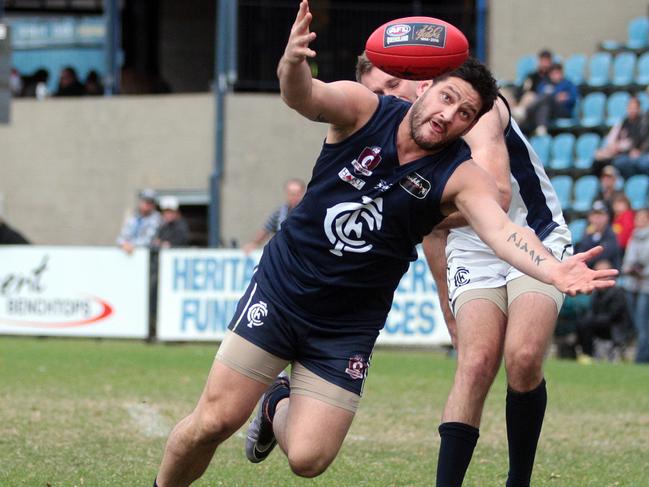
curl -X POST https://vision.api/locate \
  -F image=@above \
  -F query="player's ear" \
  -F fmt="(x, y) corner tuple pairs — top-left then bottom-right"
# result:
(416, 80), (432, 97)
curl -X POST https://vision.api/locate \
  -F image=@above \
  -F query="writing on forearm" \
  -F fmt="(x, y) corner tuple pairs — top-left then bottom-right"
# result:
(507, 232), (547, 266)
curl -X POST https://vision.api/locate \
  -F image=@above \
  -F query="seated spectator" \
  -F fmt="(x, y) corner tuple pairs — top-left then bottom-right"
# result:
(152, 196), (190, 248)
(594, 96), (647, 178)
(612, 193), (635, 254)
(84, 70), (105, 96)
(55, 67), (85, 97)
(554, 293), (592, 360)
(576, 200), (622, 269)
(511, 49), (553, 123)
(522, 62), (578, 135)
(575, 259), (634, 361)
(116, 189), (162, 254)
(594, 165), (623, 217)
(0, 216), (30, 244)
(243, 178), (306, 254)
(621, 208), (649, 364)
(21, 68), (50, 99)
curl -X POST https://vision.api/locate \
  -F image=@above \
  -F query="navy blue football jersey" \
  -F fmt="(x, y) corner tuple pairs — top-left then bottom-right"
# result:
(255, 95), (472, 326)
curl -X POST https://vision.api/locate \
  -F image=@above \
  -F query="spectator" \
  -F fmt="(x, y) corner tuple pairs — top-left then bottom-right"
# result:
(0, 216), (30, 244)
(611, 193), (635, 253)
(594, 96), (645, 178)
(242, 178), (306, 254)
(511, 49), (553, 123)
(522, 62), (578, 135)
(116, 189), (162, 254)
(21, 68), (50, 99)
(84, 70), (105, 96)
(152, 196), (190, 248)
(576, 200), (622, 269)
(55, 66), (85, 97)
(594, 165), (623, 218)
(621, 208), (649, 363)
(575, 259), (634, 361)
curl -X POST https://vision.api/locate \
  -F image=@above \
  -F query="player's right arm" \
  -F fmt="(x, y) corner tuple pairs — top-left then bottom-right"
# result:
(277, 0), (378, 141)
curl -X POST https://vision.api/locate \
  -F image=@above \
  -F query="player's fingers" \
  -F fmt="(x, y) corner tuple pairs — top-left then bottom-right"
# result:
(292, 32), (316, 47)
(295, 0), (308, 23)
(592, 268), (619, 280)
(591, 279), (617, 289)
(578, 245), (604, 261)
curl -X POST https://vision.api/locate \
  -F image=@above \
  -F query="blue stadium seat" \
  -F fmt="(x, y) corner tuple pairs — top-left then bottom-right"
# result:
(564, 54), (587, 85)
(568, 218), (588, 243)
(551, 175), (573, 211)
(637, 90), (649, 111)
(574, 133), (601, 170)
(606, 91), (631, 127)
(611, 52), (636, 87)
(580, 92), (607, 129)
(515, 54), (537, 86)
(572, 175), (599, 212)
(549, 133), (576, 170)
(625, 174), (649, 209)
(587, 53), (612, 88)
(530, 134), (552, 167)
(635, 52), (649, 85)
(626, 16), (649, 50)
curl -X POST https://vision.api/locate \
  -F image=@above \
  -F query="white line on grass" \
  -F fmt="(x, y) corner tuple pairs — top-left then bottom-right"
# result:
(126, 403), (171, 438)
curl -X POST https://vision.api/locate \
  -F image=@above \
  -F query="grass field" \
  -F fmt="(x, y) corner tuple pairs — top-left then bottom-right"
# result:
(1, 336), (648, 486)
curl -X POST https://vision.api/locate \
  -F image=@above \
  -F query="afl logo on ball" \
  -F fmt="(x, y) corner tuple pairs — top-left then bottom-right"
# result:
(454, 267), (470, 287)
(386, 24), (411, 37)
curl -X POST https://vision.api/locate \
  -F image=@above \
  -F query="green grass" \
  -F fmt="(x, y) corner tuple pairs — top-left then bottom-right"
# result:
(1, 337), (648, 486)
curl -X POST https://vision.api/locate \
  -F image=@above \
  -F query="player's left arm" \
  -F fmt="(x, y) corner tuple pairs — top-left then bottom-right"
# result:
(441, 162), (618, 295)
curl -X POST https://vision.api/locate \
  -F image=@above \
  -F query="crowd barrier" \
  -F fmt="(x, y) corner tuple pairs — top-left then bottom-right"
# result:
(0, 246), (451, 346)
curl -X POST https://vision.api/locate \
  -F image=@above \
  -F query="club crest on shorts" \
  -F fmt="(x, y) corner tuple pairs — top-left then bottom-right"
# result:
(351, 146), (382, 176)
(399, 172), (430, 199)
(345, 354), (369, 380)
(453, 266), (470, 287)
(246, 301), (268, 328)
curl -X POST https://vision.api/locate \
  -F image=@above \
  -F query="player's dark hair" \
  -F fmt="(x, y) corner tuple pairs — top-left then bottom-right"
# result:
(436, 57), (499, 120)
(355, 51), (374, 82)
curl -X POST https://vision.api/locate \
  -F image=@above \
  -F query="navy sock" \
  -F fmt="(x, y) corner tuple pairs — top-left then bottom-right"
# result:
(153, 479), (159, 487)
(263, 382), (290, 423)
(506, 378), (547, 487)
(436, 422), (480, 487)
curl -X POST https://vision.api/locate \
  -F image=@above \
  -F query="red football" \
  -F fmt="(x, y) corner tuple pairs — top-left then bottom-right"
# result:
(365, 16), (469, 80)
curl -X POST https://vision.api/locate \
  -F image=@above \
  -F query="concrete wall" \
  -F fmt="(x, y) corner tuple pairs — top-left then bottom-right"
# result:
(0, 94), (323, 246)
(489, 0), (648, 80)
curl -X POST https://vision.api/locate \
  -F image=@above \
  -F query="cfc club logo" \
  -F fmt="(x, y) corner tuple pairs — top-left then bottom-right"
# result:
(453, 267), (470, 287)
(324, 196), (383, 256)
(246, 301), (268, 328)
(345, 354), (369, 380)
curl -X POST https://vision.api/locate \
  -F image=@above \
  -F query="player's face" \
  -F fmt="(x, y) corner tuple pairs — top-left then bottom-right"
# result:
(360, 67), (418, 102)
(409, 77), (481, 151)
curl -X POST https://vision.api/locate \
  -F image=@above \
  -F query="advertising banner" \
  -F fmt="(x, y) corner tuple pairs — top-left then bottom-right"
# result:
(0, 246), (149, 338)
(157, 248), (450, 346)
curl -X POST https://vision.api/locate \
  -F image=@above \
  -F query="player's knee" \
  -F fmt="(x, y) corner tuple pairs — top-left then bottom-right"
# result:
(506, 346), (544, 385)
(459, 349), (500, 387)
(288, 450), (333, 478)
(192, 408), (242, 445)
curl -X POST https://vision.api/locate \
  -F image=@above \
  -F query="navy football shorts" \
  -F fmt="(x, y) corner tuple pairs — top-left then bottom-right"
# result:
(227, 274), (381, 396)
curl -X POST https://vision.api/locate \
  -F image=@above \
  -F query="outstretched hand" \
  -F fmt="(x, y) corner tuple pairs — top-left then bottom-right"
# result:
(283, 0), (317, 65)
(554, 246), (618, 296)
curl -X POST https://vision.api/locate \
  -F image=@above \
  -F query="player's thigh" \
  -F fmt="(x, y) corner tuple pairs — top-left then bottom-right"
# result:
(197, 331), (289, 431)
(504, 275), (562, 362)
(455, 287), (508, 365)
(285, 363), (356, 463)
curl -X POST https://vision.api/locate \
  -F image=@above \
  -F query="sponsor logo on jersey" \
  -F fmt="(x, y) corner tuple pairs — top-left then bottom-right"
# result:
(351, 146), (382, 176)
(375, 179), (392, 192)
(383, 22), (446, 48)
(453, 267), (470, 287)
(324, 196), (383, 256)
(246, 300), (268, 328)
(345, 354), (369, 380)
(338, 167), (366, 190)
(399, 172), (431, 199)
